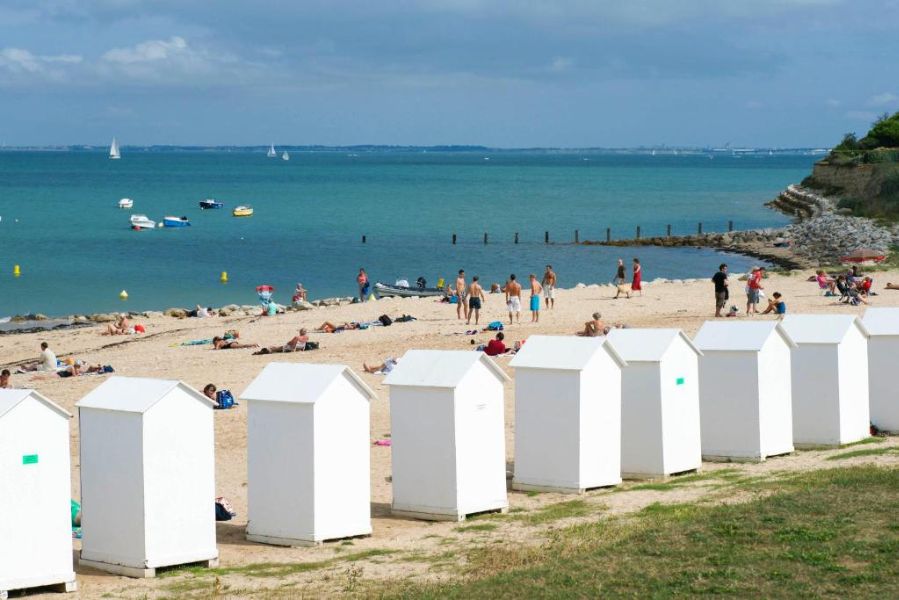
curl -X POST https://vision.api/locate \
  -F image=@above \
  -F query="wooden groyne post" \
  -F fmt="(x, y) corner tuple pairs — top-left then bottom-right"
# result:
(544, 231), (549, 244)
(728, 220), (734, 232)
(452, 233), (457, 245)
(574, 230), (579, 244)
(514, 232), (519, 244)
(606, 228), (611, 242)
(636, 225), (641, 240)
(484, 232), (488, 245)
(362, 235), (366, 243)
(698, 222), (703, 235)
(667, 224), (671, 237)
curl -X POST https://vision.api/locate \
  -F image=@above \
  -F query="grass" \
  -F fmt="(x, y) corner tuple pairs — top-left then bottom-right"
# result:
(377, 465), (899, 598)
(515, 499), (599, 525)
(455, 523), (499, 533)
(841, 437), (885, 448)
(827, 447), (899, 461)
(628, 468), (743, 492)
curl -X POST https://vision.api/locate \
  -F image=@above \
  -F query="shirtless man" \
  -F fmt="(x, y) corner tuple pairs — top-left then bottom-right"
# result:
(541, 265), (557, 309)
(455, 269), (468, 320)
(505, 274), (522, 325)
(579, 312), (606, 337)
(467, 276), (486, 326)
(529, 274), (543, 323)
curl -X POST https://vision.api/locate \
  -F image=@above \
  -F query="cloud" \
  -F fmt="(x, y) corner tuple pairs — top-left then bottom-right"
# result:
(867, 92), (898, 107)
(846, 110), (878, 121)
(0, 47), (82, 82)
(102, 36), (189, 64)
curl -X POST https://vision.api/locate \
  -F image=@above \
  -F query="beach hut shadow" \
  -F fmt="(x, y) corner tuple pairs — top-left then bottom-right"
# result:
(216, 521), (259, 547)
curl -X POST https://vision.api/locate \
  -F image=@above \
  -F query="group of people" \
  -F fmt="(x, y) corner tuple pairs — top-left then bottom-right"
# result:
(449, 265), (558, 326)
(712, 264), (786, 318)
(816, 267), (874, 305)
(614, 258), (642, 299)
(11, 341), (110, 379)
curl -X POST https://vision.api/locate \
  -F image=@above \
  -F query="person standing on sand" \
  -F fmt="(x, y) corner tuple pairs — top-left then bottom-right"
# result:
(467, 276), (486, 326)
(746, 266), (764, 316)
(632, 258), (643, 296)
(505, 274), (522, 325)
(615, 259), (626, 286)
(529, 274), (543, 323)
(357, 268), (369, 302)
(455, 269), (468, 320)
(541, 265), (557, 309)
(712, 263), (729, 318)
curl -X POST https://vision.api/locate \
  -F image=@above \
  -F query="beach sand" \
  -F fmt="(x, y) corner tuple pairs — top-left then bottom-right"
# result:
(4, 269), (899, 598)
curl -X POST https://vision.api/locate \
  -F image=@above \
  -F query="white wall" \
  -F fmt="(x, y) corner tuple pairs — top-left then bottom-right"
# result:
(699, 351), (761, 458)
(247, 401), (315, 541)
(313, 376), (371, 540)
(792, 345), (840, 445)
(391, 386), (459, 515)
(143, 390), (217, 567)
(836, 326), (870, 444)
(80, 409), (147, 566)
(659, 340), (701, 474)
(513, 369), (581, 489)
(0, 398), (73, 590)
(579, 350), (621, 487)
(868, 336), (899, 432)
(621, 363), (663, 476)
(757, 333), (794, 457)
(454, 363), (507, 515)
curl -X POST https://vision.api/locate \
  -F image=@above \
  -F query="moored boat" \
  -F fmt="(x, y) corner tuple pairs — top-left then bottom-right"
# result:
(130, 214), (155, 230)
(118, 198), (133, 209)
(374, 281), (446, 298)
(163, 216), (191, 227)
(199, 199), (223, 209)
(233, 205), (254, 217)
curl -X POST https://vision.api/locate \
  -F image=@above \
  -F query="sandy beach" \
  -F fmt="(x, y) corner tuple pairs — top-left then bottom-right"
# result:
(4, 268), (899, 598)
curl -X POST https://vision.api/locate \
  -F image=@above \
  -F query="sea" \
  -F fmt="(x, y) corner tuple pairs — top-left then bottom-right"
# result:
(0, 150), (816, 317)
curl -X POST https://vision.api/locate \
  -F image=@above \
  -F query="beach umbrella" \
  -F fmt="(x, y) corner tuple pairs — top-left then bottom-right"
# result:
(840, 248), (886, 263)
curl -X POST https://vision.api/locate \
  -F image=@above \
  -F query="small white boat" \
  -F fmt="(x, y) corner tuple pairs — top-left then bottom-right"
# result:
(118, 198), (133, 209)
(233, 205), (254, 217)
(109, 137), (121, 160)
(130, 214), (155, 230)
(282, 151), (290, 161)
(267, 144), (277, 158)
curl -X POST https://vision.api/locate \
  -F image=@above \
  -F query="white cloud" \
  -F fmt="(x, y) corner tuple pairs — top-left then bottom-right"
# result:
(867, 92), (898, 107)
(102, 36), (189, 64)
(0, 47), (83, 81)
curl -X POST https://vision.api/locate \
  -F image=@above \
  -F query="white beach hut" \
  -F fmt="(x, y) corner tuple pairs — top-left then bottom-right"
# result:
(0, 390), (76, 599)
(693, 321), (796, 461)
(781, 315), (870, 447)
(606, 329), (703, 479)
(76, 376), (218, 577)
(240, 362), (377, 546)
(862, 307), (899, 432)
(384, 350), (510, 521)
(509, 335), (627, 493)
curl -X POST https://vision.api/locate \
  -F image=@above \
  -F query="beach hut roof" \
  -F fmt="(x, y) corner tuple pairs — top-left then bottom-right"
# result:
(509, 335), (627, 370)
(76, 376), (215, 413)
(861, 307), (899, 336)
(240, 362), (377, 404)
(0, 388), (71, 420)
(781, 314), (869, 344)
(693, 321), (797, 351)
(606, 328), (702, 362)
(384, 349), (511, 388)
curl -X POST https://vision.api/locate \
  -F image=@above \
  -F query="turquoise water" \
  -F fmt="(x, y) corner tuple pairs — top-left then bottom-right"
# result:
(0, 151), (813, 316)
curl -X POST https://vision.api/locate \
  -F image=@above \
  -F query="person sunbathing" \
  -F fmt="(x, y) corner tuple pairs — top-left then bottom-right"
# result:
(102, 314), (131, 335)
(212, 336), (258, 350)
(57, 361), (104, 378)
(254, 329), (310, 354)
(886, 282), (899, 290)
(761, 292), (786, 316)
(363, 357), (398, 374)
(316, 321), (358, 333)
(578, 312), (607, 337)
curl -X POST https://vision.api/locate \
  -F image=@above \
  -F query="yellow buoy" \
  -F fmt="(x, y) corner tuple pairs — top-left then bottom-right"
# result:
(220, 271), (228, 283)
(119, 290), (128, 300)
(13, 264), (21, 277)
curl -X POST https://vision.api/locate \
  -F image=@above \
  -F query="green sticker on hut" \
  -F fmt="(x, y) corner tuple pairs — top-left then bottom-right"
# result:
(22, 454), (38, 465)
(676, 377), (685, 386)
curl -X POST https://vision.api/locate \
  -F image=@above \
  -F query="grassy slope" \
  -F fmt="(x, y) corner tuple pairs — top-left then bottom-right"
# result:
(385, 466), (898, 599)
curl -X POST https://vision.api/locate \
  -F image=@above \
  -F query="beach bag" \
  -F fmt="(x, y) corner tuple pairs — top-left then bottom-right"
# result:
(379, 314), (393, 326)
(304, 341), (320, 351)
(487, 321), (504, 331)
(215, 497), (237, 521)
(215, 389), (235, 410)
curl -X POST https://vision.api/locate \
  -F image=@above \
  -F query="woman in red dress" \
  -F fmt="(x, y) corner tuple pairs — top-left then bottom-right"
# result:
(632, 258), (642, 296)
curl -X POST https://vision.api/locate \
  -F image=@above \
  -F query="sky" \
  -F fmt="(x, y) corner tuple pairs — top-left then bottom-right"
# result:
(1, 0), (898, 147)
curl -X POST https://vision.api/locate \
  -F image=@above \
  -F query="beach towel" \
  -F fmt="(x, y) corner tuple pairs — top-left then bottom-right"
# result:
(487, 321), (504, 331)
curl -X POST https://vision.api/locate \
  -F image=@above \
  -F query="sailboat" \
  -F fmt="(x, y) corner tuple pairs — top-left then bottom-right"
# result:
(109, 138), (121, 160)
(267, 144), (277, 158)
(282, 151), (290, 161)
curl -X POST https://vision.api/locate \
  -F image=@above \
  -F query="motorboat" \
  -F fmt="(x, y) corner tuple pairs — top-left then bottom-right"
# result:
(199, 199), (223, 209)
(233, 205), (254, 217)
(374, 281), (446, 298)
(130, 214), (155, 230)
(118, 198), (133, 209)
(163, 216), (191, 228)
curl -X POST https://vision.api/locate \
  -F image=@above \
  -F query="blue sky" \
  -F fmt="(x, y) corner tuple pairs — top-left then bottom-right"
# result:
(1, 0), (898, 147)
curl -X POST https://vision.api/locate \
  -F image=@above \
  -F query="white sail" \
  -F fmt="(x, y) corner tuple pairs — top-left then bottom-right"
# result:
(109, 137), (121, 160)
(282, 151), (290, 161)
(267, 144), (277, 157)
